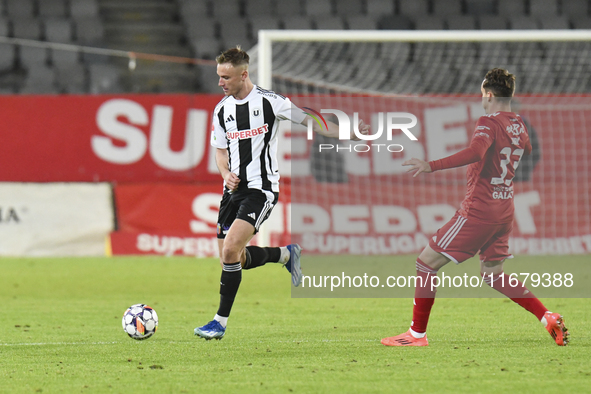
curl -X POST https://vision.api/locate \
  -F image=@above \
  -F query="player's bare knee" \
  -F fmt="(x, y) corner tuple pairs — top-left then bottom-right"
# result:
(480, 259), (505, 276)
(222, 243), (243, 265)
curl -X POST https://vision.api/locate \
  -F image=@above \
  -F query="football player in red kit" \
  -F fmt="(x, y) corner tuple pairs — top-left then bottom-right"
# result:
(382, 68), (569, 347)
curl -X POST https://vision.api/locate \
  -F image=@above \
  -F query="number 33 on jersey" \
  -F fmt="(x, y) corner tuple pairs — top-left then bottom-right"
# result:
(459, 111), (532, 224)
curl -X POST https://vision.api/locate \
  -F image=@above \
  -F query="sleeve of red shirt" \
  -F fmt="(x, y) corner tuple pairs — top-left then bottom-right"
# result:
(524, 139), (532, 155)
(429, 117), (496, 172)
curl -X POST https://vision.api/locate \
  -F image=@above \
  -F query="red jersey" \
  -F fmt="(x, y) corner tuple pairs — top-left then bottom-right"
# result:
(430, 112), (532, 224)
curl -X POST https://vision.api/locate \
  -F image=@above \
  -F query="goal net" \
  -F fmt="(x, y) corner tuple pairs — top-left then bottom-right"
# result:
(253, 30), (591, 258)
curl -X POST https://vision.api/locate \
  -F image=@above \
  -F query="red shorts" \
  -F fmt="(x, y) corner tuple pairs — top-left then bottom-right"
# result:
(429, 212), (513, 264)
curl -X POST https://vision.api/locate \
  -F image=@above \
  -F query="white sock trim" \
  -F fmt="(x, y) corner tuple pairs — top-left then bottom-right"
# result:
(540, 311), (551, 326)
(279, 247), (289, 264)
(409, 328), (426, 339)
(214, 314), (228, 328)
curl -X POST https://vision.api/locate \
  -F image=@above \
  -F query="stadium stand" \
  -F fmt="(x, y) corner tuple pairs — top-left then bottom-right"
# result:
(0, 0), (588, 94)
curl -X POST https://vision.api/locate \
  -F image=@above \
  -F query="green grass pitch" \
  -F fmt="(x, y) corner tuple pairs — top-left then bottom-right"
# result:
(0, 255), (589, 393)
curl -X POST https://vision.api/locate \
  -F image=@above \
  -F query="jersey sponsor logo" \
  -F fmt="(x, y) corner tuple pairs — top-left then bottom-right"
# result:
(474, 132), (490, 138)
(492, 186), (514, 200)
(492, 190), (514, 199)
(226, 124), (269, 140)
(506, 123), (525, 136)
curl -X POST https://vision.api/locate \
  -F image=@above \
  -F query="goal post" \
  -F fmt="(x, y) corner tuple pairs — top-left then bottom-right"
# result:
(257, 29), (591, 91)
(254, 29), (591, 257)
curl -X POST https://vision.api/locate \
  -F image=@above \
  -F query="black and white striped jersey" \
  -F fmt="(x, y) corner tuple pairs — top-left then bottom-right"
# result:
(210, 85), (306, 193)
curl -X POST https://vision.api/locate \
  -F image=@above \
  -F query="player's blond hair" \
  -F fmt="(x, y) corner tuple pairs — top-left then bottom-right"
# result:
(216, 46), (249, 69)
(483, 68), (516, 98)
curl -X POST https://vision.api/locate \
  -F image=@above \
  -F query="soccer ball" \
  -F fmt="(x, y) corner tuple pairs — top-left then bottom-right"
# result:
(122, 304), (158, 340)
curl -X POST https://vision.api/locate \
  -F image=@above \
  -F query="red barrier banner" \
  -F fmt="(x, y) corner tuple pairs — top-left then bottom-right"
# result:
(112, 182), (292, 254)
(108, 231), (219, 257)
(0, 95), (224, 182)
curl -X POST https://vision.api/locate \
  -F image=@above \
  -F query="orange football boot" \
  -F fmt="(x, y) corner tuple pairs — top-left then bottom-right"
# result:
(381, 330), (429, 346)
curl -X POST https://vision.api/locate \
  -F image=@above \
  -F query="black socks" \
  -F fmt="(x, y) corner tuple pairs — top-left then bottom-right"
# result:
(243, 246), (281, 270)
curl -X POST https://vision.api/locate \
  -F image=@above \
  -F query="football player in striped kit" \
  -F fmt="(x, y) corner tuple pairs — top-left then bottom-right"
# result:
(195, 46), (369, 340)
(381, 68), (568, 347)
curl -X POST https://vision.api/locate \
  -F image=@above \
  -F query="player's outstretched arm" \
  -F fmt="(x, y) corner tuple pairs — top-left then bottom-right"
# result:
(301, 115), (370, 140)
(402, 158), (432, 177)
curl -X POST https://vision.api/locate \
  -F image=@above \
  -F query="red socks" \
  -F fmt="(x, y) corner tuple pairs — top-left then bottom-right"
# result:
(483, 272), (548, 320)
(410, 258), (438, 334)
(409, 261), (548, 335)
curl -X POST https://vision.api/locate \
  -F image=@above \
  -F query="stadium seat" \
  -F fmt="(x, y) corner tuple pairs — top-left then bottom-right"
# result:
(245, 0), (275, 16)
(380, 42), (411, 65)
(413, 43), (445, 66)
(38, 0), (67, 17)
(478, 16), (508, 29)
(378, 15), (413, 29)
(55, 63), (87, 93)
(432, 0), (463, 16)
(538, 16), (570, 29)
(218, 17), (251, 42)
(179, 1), (209, 18)
(571, 17), (591, 29)
(315, 17), (345, 30)
(19, 46), (48, 69)
(465, 0), (495, 15)
(282, 16), (314, 30)
(303, 0), (333, 16)
(51, 48), (80, 69)
(185, 18), (217, 41)
(447, 15), (477, 30)
(366, 0), (395, 16)
(346, 42), (380, 63)
(509, 16), (540, 29)
(250, 16), (281, 36)
(211, 0), (241, 17)
(511, 41), (544, 59)
(478, 42), (511, 65)
(0, 43), (16, 72)
(497, 0), (526, 16)
(561, 0), (589, 18)
(197, 64), (222, 93)
(6, 0), (35, 18)
(21, 65), (58, 94)
(45, 18), (74, 44)
(75, 18), (105, 44)
(0, 17), (10, 37)
(446, 43), (478, 66)
(192, 37), (222, 59)
(88, 64), (122, 94)
(12, 18), (42, 40)
(529, 0), (558, 17)
(346, 16), (379, 30)
(334, 0), (364, 16)
(70, 0), (100, 19)
(398, 0), (429, 16)
(222, 36), (253, 52)
(414, 16), (445, 30)
(275, 1), (303, 17)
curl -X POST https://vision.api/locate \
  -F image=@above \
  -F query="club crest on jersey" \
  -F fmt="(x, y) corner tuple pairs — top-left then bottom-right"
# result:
(252, 108), (261, 117)
(227, 124), (269, 140)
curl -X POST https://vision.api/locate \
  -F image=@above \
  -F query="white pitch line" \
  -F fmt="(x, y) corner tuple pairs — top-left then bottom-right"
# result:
(0, 338), (382, 347)
(0, 341), (120, 347)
